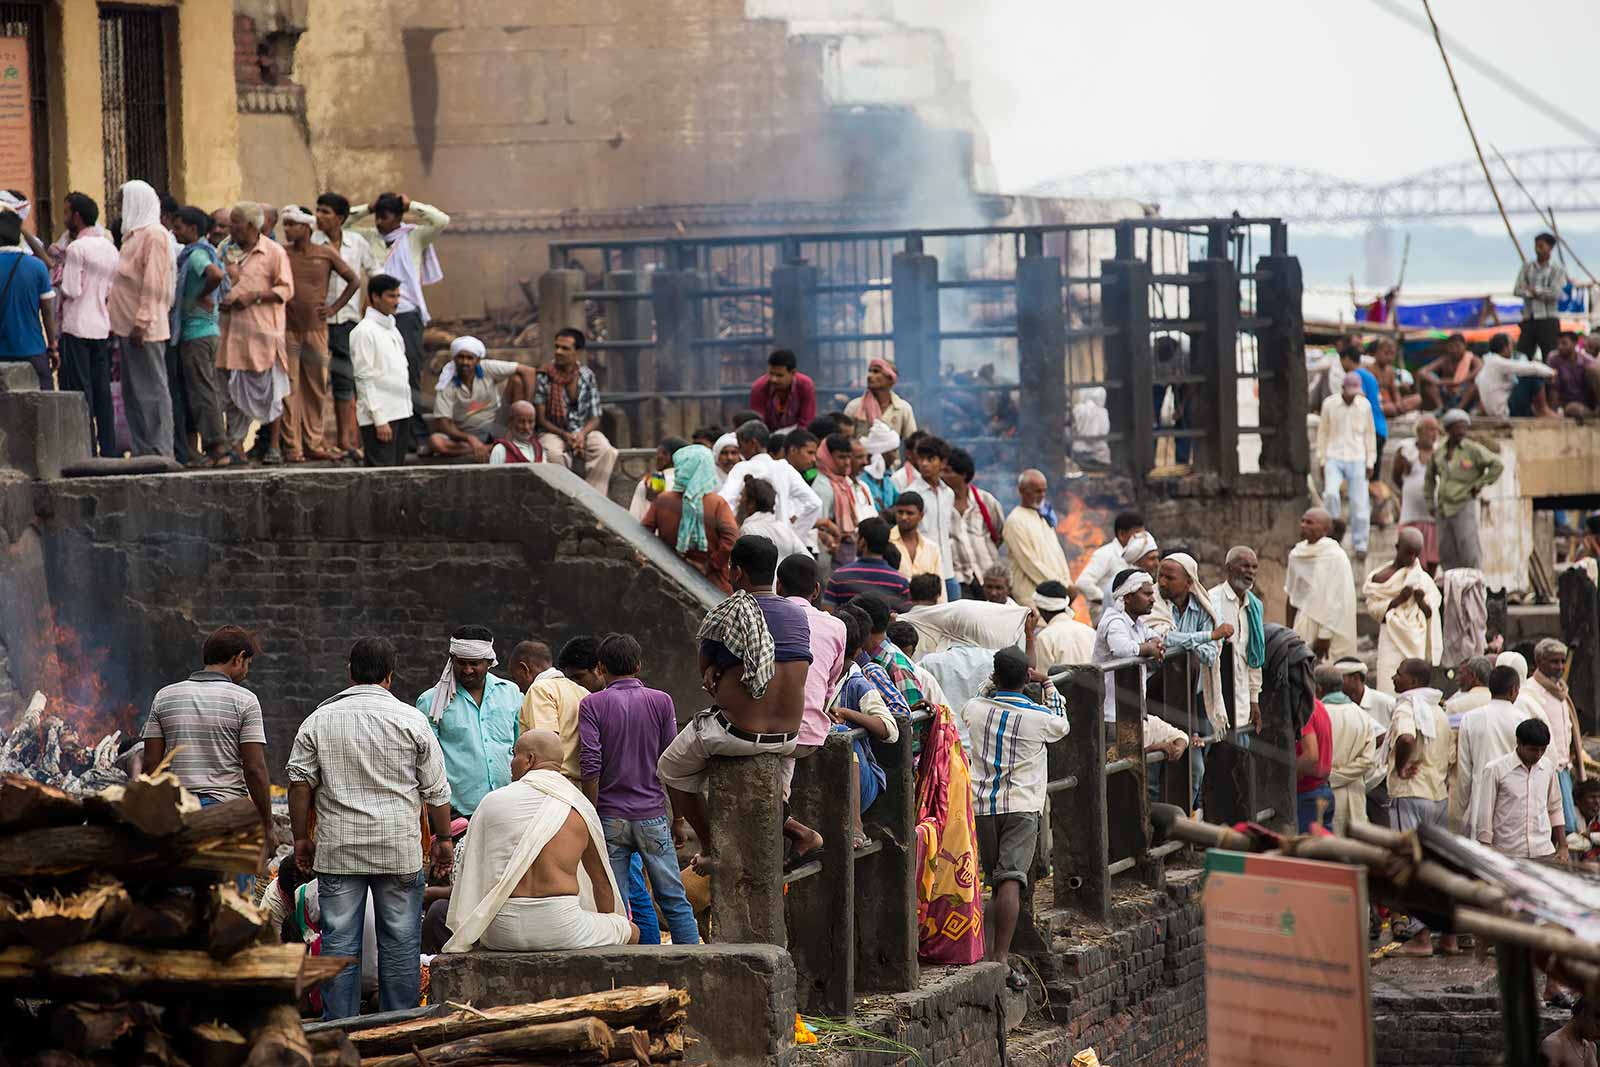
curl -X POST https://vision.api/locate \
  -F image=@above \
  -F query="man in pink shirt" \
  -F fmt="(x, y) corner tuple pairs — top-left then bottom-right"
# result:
(55, 192), (121, 456)
(217, 202), (294, 465)
(107, 180), (176, 458)
(776, 553), (847, 862)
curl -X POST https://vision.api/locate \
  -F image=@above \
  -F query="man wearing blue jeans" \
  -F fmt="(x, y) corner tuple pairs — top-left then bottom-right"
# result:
(289, 637), (454, 1019)
(579, 634), (700, 945)
(1316, 371), (1377, 559)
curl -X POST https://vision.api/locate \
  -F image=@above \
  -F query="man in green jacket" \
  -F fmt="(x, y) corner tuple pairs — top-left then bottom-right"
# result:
(1423, 409), (1504, 571)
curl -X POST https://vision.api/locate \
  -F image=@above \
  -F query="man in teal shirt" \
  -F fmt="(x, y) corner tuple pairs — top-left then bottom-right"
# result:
(171, 206), (229, 466)
(416, 625), (522, 816)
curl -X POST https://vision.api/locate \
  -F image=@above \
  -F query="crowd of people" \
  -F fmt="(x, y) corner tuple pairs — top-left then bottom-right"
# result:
(0, 183), (624, 486)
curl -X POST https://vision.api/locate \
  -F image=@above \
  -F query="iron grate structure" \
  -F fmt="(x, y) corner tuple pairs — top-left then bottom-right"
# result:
(99, 3), (169, 219)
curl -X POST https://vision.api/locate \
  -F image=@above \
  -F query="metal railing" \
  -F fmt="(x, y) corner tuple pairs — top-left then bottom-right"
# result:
(538, 218), (1308, 485)
(703, 649), (1297, 1015)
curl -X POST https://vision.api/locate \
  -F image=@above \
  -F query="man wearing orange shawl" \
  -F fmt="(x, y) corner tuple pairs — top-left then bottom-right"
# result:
(816, 432), (861, 565)
(846, 358), (917, 441)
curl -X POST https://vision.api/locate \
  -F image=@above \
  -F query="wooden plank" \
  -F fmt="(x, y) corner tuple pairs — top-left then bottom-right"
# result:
(0, 942), (352, 1000)
(346, 988), (688, 1056)
(359, 1018), (614, 1067)
(0, 773), (85, 831)
(0, 795), (262, 879)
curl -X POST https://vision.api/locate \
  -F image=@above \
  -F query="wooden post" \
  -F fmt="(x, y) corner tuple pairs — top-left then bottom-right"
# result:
(1254, 252), (1308, 476)
(771, 261), (819, 374)
(1560, 567), (1600, 734)
(1498, 945), (1542, 1067)
(1056, 666), (1110, 920)
(707, 755), (786, 946)
(1190, 256), (1240, 486)
(537, 270), (586, 361)
(1017, 252), (1068, 481)
(602, 270), (651, 447)
(857, 719), (918, 993)
(1101, 238), (1154, 482)
(1253, 666), (1298, 834)
(783, 735), (854, 1014)
(1113, 660), (1158, 889)
(650, 270), (706, 434)
(890, 249), (940, 431)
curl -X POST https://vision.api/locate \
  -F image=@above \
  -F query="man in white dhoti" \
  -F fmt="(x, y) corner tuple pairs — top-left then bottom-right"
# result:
(1362, 527), (1442, 694)
(1316, 665), (1376, 836)
(444, 730), (639, 952)
(1285, 508), (1358, 663)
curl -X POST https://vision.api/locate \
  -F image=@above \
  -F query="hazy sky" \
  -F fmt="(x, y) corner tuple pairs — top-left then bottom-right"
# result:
(893, 0), (1596, 193)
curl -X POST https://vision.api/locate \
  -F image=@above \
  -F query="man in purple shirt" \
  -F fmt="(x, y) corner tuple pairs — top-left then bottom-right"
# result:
(748, 349), (816, 430)
(579, 633), (700, 945)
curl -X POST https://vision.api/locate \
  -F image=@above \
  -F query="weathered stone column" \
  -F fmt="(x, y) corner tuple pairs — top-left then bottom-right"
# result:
(891, 242), (940, 427)
(1017, 244), (1068, 481)
(856, 719), (917, 993)
(707, 754), (786, 946)
(783, 734), (855, 1014)
(771, 261), (818, 369)
(537, 269), (586, 361)
(1255, 238), (1309, 477)
(1100, 224), (1154, 481)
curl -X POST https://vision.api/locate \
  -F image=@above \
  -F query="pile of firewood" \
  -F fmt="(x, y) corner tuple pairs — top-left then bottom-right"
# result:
(314, 986), (691, 1067)
(0, 771), (348, 1067)
(0, 693), (130, 794)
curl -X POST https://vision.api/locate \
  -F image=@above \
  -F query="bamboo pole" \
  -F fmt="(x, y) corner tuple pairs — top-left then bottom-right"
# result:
(1419, 0), (1525, 263)
(1490, 144), (1600, 287)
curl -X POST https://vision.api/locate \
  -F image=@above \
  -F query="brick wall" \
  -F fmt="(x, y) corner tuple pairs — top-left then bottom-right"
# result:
(34, 466), (720, 779)
(234, 14), (262, 86)
(1374, 988), (1563, 1066)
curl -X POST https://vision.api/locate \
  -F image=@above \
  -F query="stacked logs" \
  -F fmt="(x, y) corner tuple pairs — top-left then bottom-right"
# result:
(314, 986), (692, 1067)
(0, 773), (350, 1067)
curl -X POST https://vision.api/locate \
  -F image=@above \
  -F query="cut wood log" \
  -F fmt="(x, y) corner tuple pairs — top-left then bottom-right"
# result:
(85, 773), (198, 838)
(0, 796), (263, 879)
(0, 773), (85, 831)
(243, 1004), (312, 1067)
(346, 987), (688, 1055)
(139, 1028), (190, 1067)
(608, 1028), (653, 1065)
(359, 1018), (615, 1067)
(187, 1022), (249, 1067)
(207, 884), (269, 960)
(116, 891), (202, 946)
(0, 890), (17, 947)
(0, 942), (354, 1000)
(50, 1001), (151, 1053)
(16, 882), (130, 953)
(305, 1031), (358, 1067)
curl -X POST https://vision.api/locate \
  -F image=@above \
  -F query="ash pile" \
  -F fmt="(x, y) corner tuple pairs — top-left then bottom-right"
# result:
(0, 751), (348, 1067)
(0, 693), (132, 794)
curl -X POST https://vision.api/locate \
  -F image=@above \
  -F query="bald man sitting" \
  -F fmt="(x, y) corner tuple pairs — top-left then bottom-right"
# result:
(488, 400), (545, 465)
(443, 730), (639, 952)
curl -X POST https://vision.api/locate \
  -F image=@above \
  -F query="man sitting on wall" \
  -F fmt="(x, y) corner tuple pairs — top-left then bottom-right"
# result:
(443, 730), (639, 952)
(427, 337), (537, 462)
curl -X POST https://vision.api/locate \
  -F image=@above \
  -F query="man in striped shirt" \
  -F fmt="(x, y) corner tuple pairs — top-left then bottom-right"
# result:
(961, 647), (1069, 990)
(141, 625), (274, 869)
(823, 517), (910, 610)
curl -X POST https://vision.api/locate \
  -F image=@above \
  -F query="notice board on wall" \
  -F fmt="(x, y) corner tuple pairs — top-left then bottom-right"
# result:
(1205, 850), (1374, 1067)
(0, 37), (33, 221)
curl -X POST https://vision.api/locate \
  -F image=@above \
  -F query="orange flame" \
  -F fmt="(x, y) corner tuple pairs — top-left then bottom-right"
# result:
(1057, 495), (1113, 624)
(32, 620), (141, 743)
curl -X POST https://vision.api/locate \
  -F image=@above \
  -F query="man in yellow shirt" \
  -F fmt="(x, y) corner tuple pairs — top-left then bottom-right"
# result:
(520, 636), (602, 785)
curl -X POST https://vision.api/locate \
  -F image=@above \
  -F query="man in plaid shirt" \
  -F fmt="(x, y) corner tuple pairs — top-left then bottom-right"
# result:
(533, 328), (619, 492)
(288, 637), (454, 1019)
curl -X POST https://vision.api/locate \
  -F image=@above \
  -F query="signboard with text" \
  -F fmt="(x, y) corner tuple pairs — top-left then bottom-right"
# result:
(0, 37), (33, 225)
(1205, 850), (1374, 1067)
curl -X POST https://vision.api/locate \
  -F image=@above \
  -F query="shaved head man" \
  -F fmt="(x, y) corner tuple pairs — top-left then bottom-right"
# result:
(1002, 468), (1071, 606)
(1287, 507), (1356, 663)
(1362, 522), (1440, 694)
(443, 727), (639, 952)
(489, 400), (543, 465)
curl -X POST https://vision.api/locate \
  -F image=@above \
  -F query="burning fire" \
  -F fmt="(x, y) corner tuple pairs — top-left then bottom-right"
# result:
(1057, 495), (1113, 624)
(29, 619), (141, 743)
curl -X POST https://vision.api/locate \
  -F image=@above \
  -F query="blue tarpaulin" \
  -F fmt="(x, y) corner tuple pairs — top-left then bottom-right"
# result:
(1356, 287), (1588, 327)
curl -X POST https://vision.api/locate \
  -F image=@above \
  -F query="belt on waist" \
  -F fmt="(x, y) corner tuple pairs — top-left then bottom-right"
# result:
(714, 710), (796, 745)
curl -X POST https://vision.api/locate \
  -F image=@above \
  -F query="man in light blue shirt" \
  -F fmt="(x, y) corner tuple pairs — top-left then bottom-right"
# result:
(416, 625), (522, 816)
(1156, 554), (1233, 806)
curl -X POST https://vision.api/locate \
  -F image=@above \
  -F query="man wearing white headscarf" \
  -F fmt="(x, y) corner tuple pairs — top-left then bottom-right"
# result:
(1362, 526), (1442, 693)
(1092, 569), (1188, 759)
(427, 335), (537, 462)
(712, 431), (740, 490)
(414, 625), (522, 818)
(1030, 580), (1095, 674)
(1002, 469), (1072, 608)
(1285, 507), (1358, 663)
(107, 180), (176, 457)
(856, 420), (901, 514)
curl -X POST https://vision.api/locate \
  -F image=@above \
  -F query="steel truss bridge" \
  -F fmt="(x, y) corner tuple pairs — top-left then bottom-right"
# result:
(1035, 146), (1600, 225)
